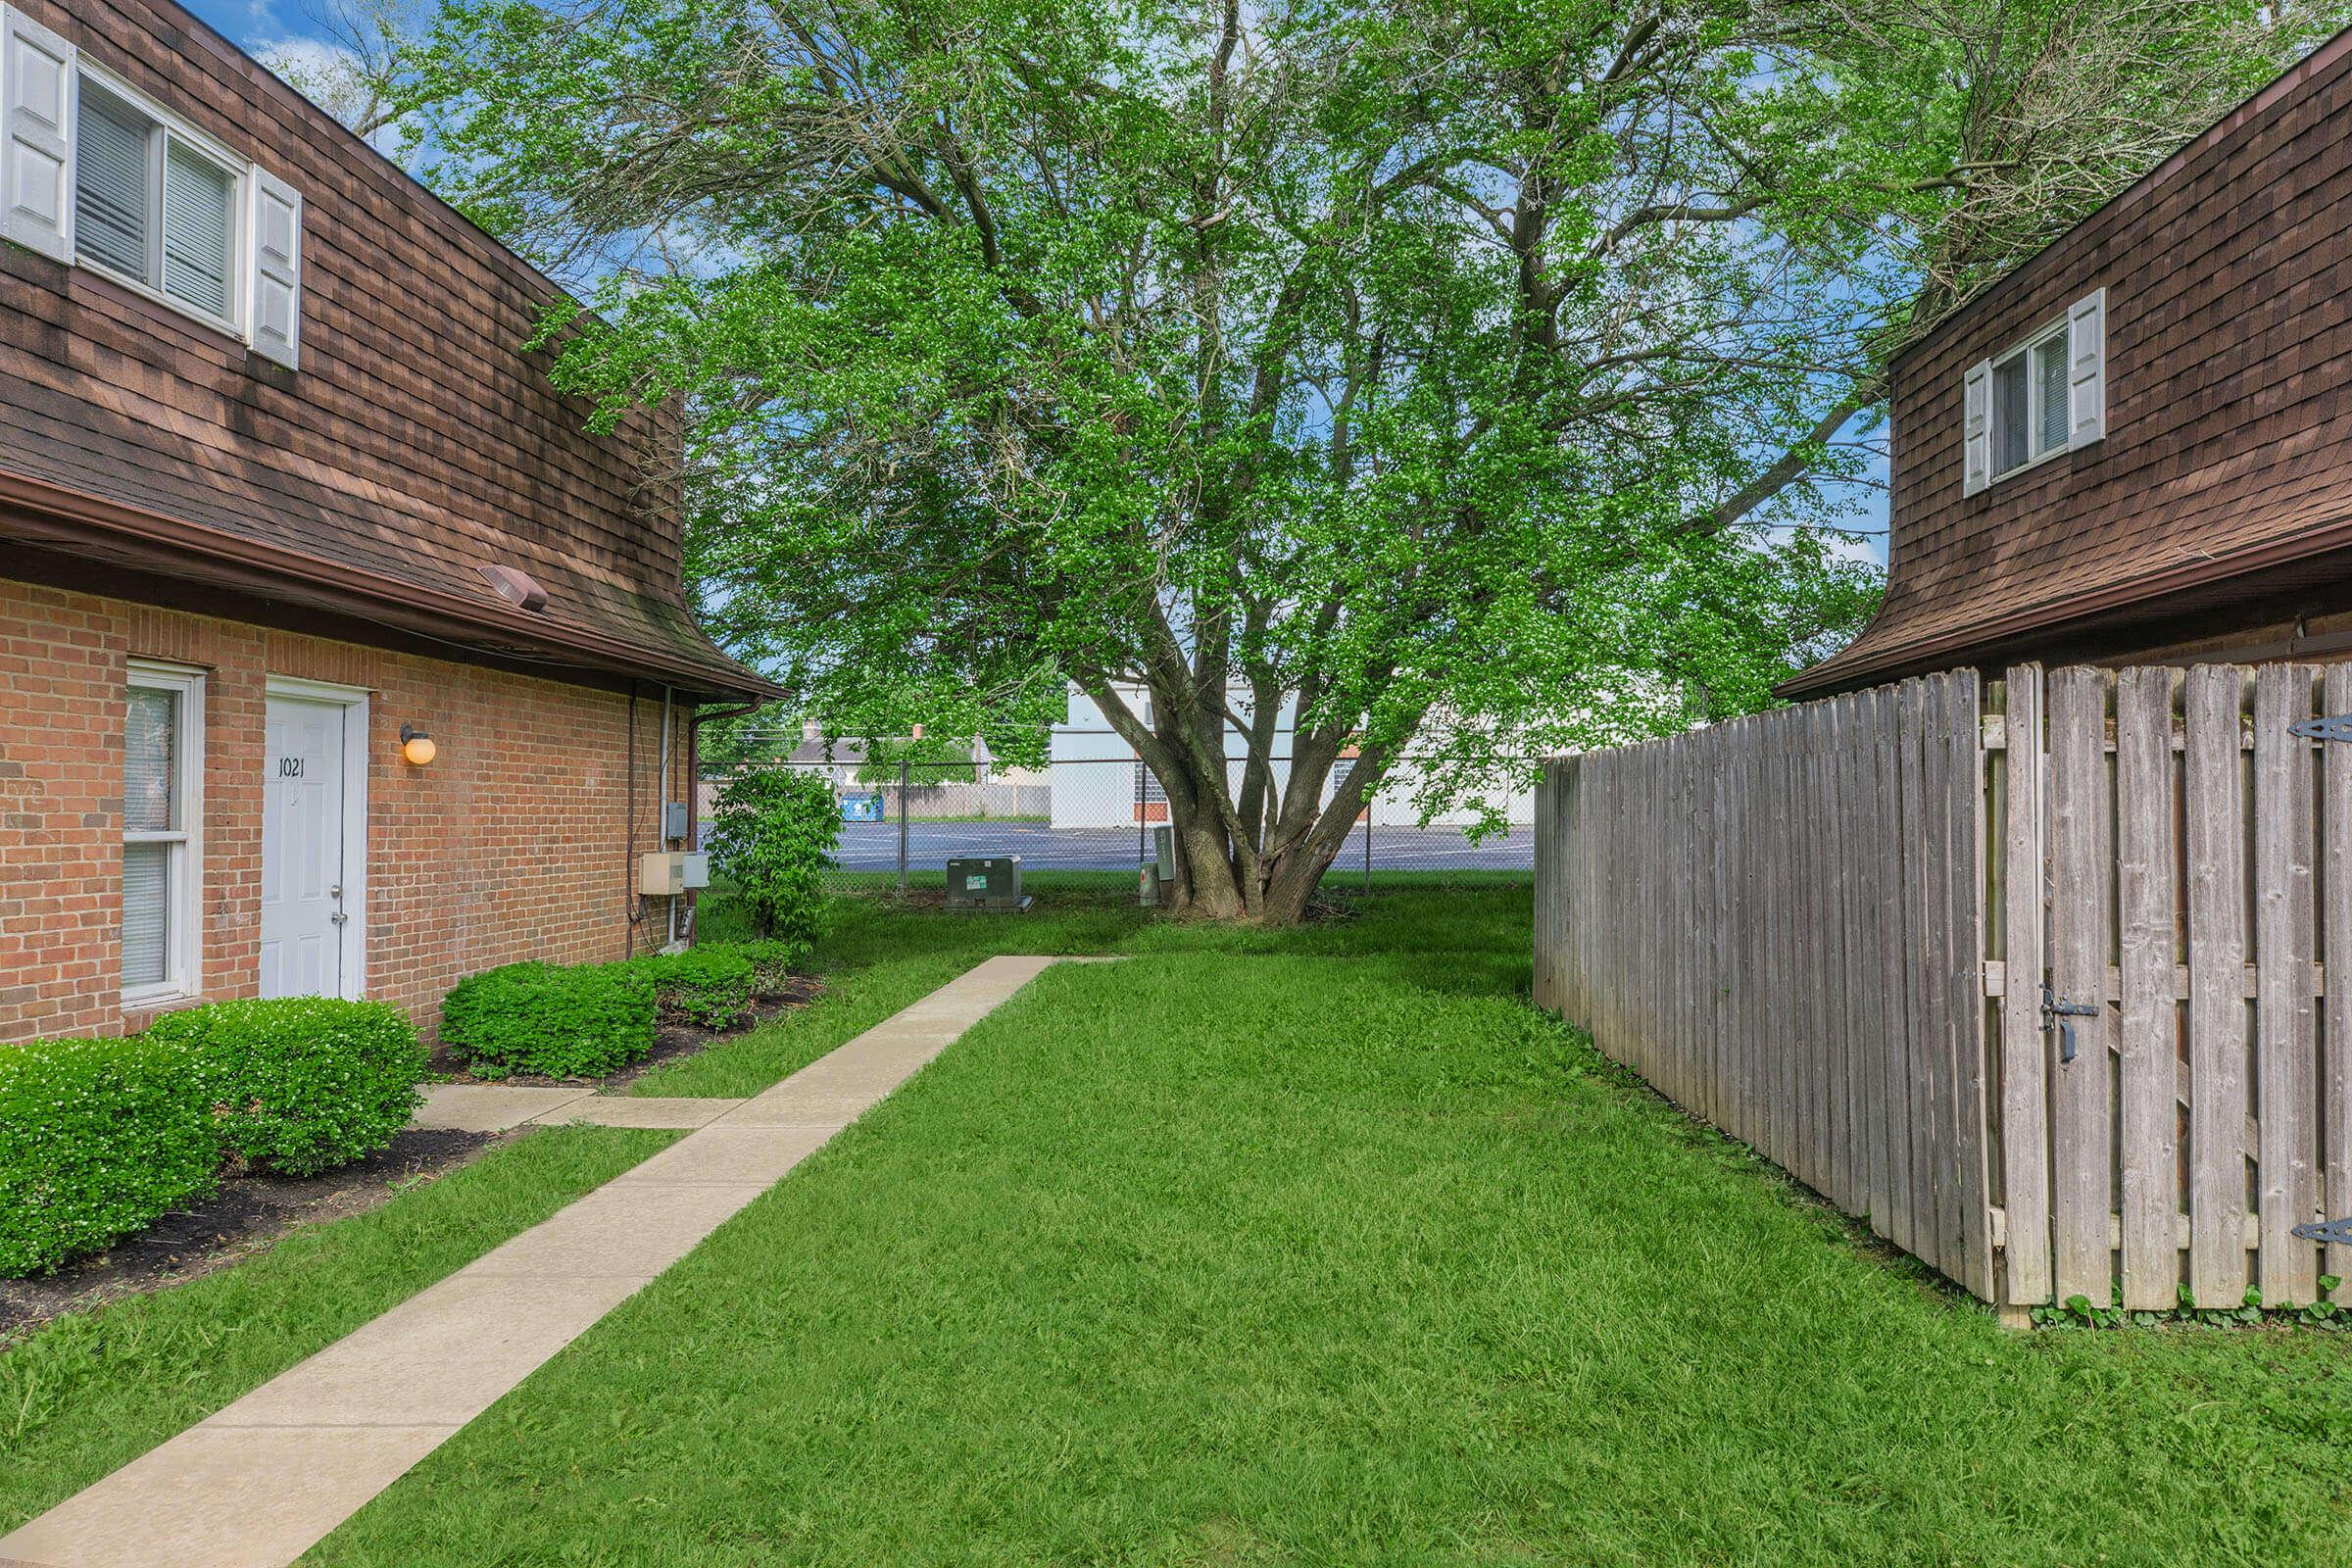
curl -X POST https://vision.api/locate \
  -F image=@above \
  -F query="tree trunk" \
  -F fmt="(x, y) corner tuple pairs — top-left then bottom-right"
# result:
(1077, 670), (1388, 926)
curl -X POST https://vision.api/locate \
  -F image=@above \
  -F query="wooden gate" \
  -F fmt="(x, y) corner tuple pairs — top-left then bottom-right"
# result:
(1536, 662), (2352, 1309)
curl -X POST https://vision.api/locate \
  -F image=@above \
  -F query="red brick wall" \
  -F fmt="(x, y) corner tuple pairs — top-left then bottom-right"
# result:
(0, 577), (695, 1045)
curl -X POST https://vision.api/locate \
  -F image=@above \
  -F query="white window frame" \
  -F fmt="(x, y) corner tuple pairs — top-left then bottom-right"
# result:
(1964, 288), (2105, 498)
(1985, 317), (2072, 483)
(72, 64), (246, 340)
(122, 659), (205, 1006)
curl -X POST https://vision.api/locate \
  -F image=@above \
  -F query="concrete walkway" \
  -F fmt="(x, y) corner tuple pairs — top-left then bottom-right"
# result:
(0, 955), (1068, 1568)
(411, 1083), (749, 1132)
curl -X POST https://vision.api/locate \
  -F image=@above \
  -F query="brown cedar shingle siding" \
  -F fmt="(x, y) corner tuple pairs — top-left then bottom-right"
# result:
(0, 0), (761, 698)
(1788, 27), (2352, 695)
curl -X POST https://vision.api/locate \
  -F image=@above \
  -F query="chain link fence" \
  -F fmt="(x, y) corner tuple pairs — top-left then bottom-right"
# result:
(699, 750), (1536, 896)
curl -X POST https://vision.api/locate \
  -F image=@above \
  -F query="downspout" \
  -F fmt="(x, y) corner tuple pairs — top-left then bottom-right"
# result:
(659, 685), (676, 949)
(625, 680), (644, 956)
(685, 697), (764, 946)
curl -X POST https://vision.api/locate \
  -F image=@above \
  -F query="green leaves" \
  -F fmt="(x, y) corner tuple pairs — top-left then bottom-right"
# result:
(397, 0), (2322, 908)
(707, 766), (843, 945)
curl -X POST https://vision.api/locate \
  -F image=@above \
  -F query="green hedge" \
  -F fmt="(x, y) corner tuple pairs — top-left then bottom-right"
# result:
(733, 939), (810, 996)
(629, 948), (756, 1029)
(147, 998), (426, 1178)
(0, 1036), (220, 1276)
(441, 942), (810, 1081)
(441, 960), (658, 1079)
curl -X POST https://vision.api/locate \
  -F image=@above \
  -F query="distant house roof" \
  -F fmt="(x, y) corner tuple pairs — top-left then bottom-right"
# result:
(1785, 25), (2352, 697)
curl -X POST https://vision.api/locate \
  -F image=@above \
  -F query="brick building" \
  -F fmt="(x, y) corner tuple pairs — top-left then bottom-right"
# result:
(0, 0), (776, 1044)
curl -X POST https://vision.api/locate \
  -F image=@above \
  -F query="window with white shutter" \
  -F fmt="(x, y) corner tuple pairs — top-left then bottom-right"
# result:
(1966, 290), (2106, 493)
(122, 661), (204, 1002)
(1, 5), (76, 261)
(2067, 289), (2106, 447)
(247, 166), (301, 368)
(72, 76), (243, 330)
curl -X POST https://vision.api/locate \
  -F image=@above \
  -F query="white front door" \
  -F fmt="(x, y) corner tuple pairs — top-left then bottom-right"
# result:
(261, 694), (354, 998)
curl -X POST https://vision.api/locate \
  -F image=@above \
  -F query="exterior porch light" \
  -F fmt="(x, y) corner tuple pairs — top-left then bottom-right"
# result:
(399, 723), (437, 766)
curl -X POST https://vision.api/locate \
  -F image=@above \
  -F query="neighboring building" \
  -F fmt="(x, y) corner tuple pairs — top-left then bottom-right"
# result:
(1787, 29), (2352, 697)
(1047, 684), (1534, 830)
(0, 0), (776, 1044)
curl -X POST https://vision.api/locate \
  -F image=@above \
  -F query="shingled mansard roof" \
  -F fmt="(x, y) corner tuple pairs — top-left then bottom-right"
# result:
(1785, 25), (2352, 697)
(0, 0), (778, 703)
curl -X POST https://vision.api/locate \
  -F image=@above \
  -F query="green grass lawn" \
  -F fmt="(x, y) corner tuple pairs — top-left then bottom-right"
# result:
(0, 1127), (677, 1522)
(8, 879), (2348, 1564)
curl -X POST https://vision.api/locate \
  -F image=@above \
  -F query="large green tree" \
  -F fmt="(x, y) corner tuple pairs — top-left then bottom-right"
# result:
(398, 0), (2322, 919)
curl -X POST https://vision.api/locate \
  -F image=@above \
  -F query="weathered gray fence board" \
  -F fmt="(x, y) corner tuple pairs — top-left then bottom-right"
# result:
(1870, 684), (1914, 1256)
(2115, 665), (2180, 1310)
(2252, 666), (2319, 1307)
(1533, 660), (2344, 1308)
(2048, 667), (2114, 1305)
(2184, 665), (2249, 1308)
(2326, 665), (2352, 1302)
(1945, 673), (1995, 1300)
(2000, 664), (2051, 1304)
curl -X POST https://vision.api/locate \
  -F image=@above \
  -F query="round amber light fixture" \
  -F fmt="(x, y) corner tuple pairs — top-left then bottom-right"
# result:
(399, 724), (437, 766)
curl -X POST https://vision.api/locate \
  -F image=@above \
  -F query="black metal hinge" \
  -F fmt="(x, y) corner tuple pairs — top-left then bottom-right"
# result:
(2292, 1217), (2352, 1247)
(2041, 986), (2100, 1064)
(2289, 714), (2352, 744)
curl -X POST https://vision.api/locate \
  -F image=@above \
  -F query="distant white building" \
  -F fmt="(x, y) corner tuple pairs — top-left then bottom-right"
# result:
(1047, 684), (1535, 830)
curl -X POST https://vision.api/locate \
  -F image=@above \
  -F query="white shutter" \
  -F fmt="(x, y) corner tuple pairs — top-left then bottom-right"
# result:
(247, 164), (301, 368)
(1962, 359), (1990, 497)
(2068, 287), (2105, 448)
(2, 5), (76, 263)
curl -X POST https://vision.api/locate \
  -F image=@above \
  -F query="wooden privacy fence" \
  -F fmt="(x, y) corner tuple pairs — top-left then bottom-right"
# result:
(1534, 662), (2352, 1310)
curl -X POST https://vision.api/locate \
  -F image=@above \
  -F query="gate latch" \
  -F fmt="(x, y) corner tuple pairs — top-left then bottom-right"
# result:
(2292, 1216), (2352, 1247)
(2041, 986), (2100, 1064)
(2289, 714), (2352, 744)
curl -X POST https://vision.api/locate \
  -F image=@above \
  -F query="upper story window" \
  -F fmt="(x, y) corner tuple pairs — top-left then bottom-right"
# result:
(0, 6), (306, 368)
(1962, 289), (2106, 497)
(75, 77), (240, 329)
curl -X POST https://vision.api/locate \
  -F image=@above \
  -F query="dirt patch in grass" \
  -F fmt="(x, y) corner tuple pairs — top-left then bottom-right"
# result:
(427, 976), (825, 1090)
(0, 1127), (498, 1342)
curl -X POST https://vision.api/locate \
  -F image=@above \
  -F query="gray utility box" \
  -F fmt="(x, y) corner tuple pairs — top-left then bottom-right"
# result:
(945, 856), (1030, 911)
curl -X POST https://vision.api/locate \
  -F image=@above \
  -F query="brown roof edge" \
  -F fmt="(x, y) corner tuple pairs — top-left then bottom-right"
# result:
(0, 467), (784, 704)
(1777, 509), (2352, 699)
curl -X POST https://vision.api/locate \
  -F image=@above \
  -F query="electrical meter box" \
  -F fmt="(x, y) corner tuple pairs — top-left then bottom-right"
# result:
(640, 852), (710, 896)
(945, 856), (1029, 911)
(662, 800), (692, 843)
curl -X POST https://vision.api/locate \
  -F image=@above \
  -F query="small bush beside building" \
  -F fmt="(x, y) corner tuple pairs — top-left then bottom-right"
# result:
(0, 1037), (220, 1277)
(146, 999), (426, 1178)
(0, 1000), (430, 1277)
(440, 941), (810, 1079)
(441, 960), (662, 1080)
(707, 768), (841, 945)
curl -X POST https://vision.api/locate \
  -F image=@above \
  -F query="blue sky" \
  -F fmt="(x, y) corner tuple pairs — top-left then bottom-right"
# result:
(185, 0), (304, 49)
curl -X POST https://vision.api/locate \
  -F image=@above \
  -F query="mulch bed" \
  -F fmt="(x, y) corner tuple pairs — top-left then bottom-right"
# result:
(424, 975), (825, 1090)
(0, 1127), (497, 1342)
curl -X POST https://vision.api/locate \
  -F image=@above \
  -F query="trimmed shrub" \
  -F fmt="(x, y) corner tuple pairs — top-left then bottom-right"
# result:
(630, 947), (757, 1029)
(706, 766), (840, 945)
(0, 1036), (219, 1276)
(440, 960), (657, 1079)
(147, 998), (426, 1178)
(628, 940), (814, 1030)
(733, 938), (811, 995)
